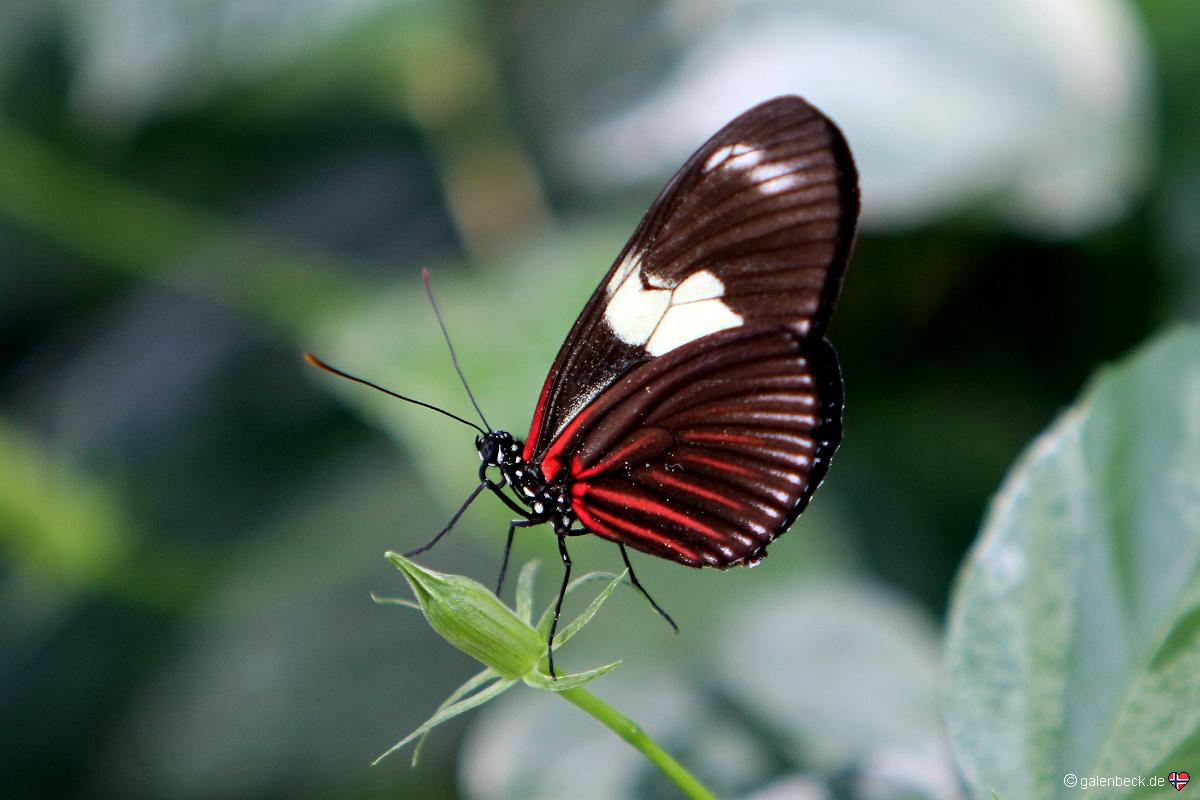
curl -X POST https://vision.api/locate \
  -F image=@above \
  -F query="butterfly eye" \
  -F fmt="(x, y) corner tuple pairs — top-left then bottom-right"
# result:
(476, 436), (500, 464)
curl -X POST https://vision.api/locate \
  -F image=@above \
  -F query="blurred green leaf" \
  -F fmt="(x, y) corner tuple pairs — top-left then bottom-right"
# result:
(463, 578), (958, 800)
(62, 0), (425, 128)
(944, 325), (1200, 798)
(462, 671), (720, 800)
(309, 223), (628, 506)
(0, 123), (368, 334)
(0, 415), (132, 586)
(570, 0), (1153, 238)
(711, 580), (954, 785)
(89, 464), (458, 799)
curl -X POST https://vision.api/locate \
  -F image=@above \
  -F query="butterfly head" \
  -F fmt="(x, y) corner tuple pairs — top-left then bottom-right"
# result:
(476, 430), (521, 468)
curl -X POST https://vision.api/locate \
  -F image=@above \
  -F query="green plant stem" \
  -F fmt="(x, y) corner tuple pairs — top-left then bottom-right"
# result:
(559, 686), (717, 800)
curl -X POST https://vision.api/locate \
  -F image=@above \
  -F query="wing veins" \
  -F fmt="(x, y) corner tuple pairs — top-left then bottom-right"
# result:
(655, 190), (844, 276)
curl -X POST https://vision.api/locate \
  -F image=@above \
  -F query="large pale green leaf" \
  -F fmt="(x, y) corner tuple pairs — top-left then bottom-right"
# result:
(944, 326), (1200, 798)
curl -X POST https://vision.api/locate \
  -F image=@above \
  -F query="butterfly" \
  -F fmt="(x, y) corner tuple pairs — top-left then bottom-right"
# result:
(307, 95), (860, 676)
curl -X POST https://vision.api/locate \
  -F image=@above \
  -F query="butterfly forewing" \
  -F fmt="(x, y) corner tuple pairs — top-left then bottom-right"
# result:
(525, 96), (858, 459)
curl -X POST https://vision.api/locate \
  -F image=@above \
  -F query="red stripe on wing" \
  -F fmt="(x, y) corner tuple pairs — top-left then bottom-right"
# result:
(571, 427), (673, 480)
(676, 451), (762, 479)
(572, 501), (705, 566)
(682, 427), (814, 449)
(523, 369), (557, 462)
(647, 469), (745, 512)
(539, 401), (598, 482)
(574, 483), (731, 544)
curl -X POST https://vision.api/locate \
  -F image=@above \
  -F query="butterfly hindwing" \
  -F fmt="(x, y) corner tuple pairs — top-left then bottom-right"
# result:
(543, 326), (841, 567)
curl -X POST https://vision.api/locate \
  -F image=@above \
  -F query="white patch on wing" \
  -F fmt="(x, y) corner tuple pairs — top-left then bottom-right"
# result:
(672, 269), (725, 303)
(703, 142), (760, 172)
(646, 299), (743, 355)
(646, 271), (676, 290)
(604, 266), (672, 345)
(604, 265), (744, 355)
(606, 250), (643, 295)
(750, 161), (802, 193)
(600, 262), (739, 352)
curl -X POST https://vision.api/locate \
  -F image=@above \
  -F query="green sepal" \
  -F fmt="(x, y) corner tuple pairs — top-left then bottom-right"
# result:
(373, 672), (515, 765)
(387, 552), (543, 679)
(525, 659), (622, 692)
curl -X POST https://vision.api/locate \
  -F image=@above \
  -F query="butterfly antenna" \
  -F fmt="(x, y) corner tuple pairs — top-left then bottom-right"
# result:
(422, 267), (492, 432)
(303, 352), (487, 435)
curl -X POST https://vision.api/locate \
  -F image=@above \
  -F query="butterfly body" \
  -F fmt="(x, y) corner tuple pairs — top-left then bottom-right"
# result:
(476, 430), (577, 533)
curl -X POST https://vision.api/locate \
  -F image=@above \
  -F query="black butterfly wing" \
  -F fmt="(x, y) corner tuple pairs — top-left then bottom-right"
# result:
(523, 95), (859, 460)
(539, 326), (841, 567)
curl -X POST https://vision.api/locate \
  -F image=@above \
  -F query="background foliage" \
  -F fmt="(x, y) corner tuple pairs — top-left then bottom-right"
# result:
(1, 1), (1198, 798)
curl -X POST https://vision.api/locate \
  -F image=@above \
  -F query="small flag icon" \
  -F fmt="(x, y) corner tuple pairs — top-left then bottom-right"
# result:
(1169, 772), (1190, 791)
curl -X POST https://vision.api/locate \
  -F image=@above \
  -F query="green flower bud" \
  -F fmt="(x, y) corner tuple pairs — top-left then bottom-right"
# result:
(387, 552), (544, 679)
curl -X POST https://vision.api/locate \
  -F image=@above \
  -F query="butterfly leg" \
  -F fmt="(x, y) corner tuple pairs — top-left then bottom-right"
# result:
(495, 518), (532, 597)
(404, 482), (487, 557)
(484, 479), (535, 518)
(619, 543), (679, 633)
(547, 533), (572, 679)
